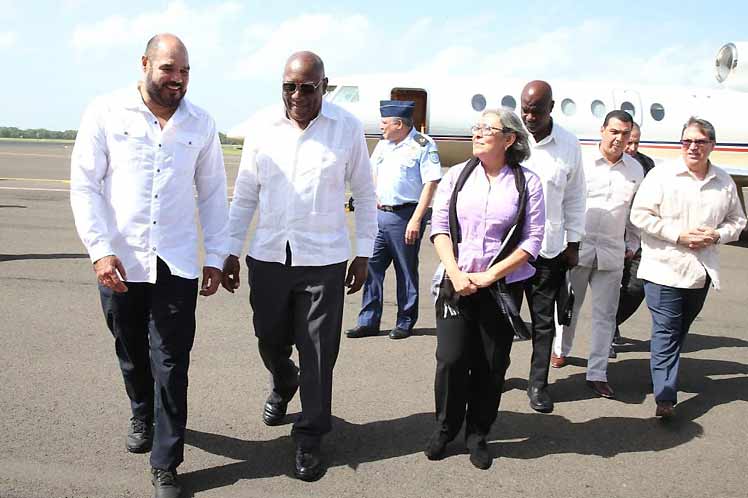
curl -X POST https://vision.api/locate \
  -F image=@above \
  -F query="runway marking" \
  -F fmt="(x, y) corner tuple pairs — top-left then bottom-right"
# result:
(0, 152), (70, 158)
(0, 186), (70, 192)
(0, 177), (70, 183)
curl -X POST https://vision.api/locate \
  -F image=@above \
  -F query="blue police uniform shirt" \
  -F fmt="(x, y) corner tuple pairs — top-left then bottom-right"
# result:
(371, 127), (443, 206)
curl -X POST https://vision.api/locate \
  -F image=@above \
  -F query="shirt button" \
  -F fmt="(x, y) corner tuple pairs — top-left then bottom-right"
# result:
(154, 194), (158, 199)
(154, 120), (157, 124)
(158, 144), (162, 148)
(157, 169), (161, 173)
(152, 247), (157, 251)
(153, 221), (157, 225)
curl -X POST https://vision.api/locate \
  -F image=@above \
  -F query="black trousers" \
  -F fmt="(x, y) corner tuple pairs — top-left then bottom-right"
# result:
(247, 255), (346, 450)
(526, 255), (565, 389)
(99, 258), (197, 471)
(434, 286), (517, 449)
(616, 250), (645, 327)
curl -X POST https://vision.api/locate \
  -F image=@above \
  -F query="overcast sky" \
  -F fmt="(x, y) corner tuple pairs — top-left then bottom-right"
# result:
(2, 0), (747, 131)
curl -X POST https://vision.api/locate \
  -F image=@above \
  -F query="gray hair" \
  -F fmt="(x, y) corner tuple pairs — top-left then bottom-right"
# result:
(682, 116), (716, 142)
(481, 108), (531, 166)
(396, 117), (413, 129)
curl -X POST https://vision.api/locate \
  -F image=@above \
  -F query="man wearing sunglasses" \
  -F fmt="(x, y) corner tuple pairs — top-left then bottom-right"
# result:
(347, 100), (442, 341)
(631, 117), (746, 418)
(222, 51), (377, 481)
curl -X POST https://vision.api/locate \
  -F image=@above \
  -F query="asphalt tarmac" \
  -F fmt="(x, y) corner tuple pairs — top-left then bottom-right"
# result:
(1, 141), (747, 498)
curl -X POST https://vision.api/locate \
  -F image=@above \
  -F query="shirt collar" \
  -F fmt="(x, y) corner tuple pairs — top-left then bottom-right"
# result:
(276, 99), (340, 127)
(675, 159), (717, 182)
(530, 121), (557, 147)
(123, 82), (198, 119)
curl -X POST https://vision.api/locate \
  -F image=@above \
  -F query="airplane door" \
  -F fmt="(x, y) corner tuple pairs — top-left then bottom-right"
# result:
(613, 89), (643, 125)
(390, 88), (428, 133)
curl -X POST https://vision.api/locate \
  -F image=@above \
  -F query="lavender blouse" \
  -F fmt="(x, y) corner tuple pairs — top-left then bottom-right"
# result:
(430, 161), (545, 283)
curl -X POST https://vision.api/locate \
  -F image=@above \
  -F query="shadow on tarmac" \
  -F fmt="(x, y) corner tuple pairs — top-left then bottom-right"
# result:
(0, 252), (89, 262)
(182, 352), (747, 493)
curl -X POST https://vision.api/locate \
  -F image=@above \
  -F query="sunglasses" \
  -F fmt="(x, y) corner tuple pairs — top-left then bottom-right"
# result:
(680, 139), (712, 148)
(282, 80), (324, 95)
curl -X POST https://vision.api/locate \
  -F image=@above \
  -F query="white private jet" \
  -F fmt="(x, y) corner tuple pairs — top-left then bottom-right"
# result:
(229, 42), (748, 193)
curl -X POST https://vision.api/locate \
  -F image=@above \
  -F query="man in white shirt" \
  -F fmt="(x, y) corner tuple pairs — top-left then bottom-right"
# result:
(70, 34), (229, 498)
(553, 110), (643, 399)
(222, 51), (377, 482)
(631, 117), (746, 418)
(520, 80), (586, 413)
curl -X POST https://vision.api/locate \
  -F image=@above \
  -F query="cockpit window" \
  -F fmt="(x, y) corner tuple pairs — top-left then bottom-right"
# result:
(329, 86), (360, 104)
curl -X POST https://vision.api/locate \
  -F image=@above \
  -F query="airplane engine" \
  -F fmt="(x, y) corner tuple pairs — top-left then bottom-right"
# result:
(715, 42), (748, 91)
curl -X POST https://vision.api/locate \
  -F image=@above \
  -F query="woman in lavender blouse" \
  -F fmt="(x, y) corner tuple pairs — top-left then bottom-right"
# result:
(424, 109), (545, 469)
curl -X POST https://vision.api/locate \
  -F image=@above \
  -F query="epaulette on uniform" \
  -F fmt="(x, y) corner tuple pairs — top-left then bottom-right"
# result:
(413, 133), (429, 147)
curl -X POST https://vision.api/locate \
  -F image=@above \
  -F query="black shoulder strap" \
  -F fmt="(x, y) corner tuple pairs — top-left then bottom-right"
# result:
(448, 157), (481, 259)
(447, 157), (527, 263)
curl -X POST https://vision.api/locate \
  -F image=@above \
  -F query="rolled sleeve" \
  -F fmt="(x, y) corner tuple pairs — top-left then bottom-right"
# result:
(518, 169), (546, 259)
(429, 163), (460, 238)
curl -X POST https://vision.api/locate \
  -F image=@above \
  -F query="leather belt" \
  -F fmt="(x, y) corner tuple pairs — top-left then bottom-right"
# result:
(378, 203), (417, 212)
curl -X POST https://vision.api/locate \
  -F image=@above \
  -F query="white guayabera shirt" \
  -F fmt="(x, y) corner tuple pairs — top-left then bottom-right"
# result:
(631, 160), (747, 290)
(70, 85), (230, 283)
(523, 122), (587, 259)
(578, 147), (644, 271)
(228, 101), (378, 266)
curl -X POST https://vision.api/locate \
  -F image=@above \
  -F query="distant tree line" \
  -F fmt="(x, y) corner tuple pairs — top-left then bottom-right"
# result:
(1, 126), (244, 146)
(1, 127), (77, 140)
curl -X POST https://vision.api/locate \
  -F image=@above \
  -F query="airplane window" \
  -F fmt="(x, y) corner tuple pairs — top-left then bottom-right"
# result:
(591, 100), (606, 118)
(650, 103), (665, 121)
(621, 101), (636, 117)
(501, 95), (516, 110)
(331, 86), (359, 104)
(471, 94), (487, 112)
(561, 98), (576, 116)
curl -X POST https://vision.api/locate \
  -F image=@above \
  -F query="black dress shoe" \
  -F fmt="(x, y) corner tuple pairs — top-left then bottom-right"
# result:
(345, 325), (380, 338)
(262, 398), (288, 426)
(424, 430), (450, 460)
(388, 327), (411, 340)
(528, 386), (554, 413)
(587, 380), (615, 399)
(126, 417), (153, 453)
(151, 468), (181, 498)
(294, 446), (324, 482)
(468, 440), (492, 470)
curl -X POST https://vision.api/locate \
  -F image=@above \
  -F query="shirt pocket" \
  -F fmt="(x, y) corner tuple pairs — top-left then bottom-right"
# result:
(315, 147), (348, 212)
(175, 133), (204, 171)
(109, 125), (149, 170)
(612, 179), (637, 206)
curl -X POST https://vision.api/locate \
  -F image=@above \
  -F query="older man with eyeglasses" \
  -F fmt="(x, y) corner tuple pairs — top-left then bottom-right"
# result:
(630, 117), (746, 418)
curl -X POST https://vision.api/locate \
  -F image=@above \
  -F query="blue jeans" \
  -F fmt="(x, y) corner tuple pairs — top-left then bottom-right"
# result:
(644, 280), (709, 404)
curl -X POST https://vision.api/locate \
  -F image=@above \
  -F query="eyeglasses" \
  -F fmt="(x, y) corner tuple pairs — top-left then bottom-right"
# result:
(282, 80), (324, 95)
(680, 139), (712, 148)
(471, 124), (511, 136)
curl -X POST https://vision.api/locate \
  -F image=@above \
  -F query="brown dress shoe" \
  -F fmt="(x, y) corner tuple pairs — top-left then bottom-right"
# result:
(586, 380), (615, 399)
(655, 401), (674, 418)
(550, 353), (566, 368)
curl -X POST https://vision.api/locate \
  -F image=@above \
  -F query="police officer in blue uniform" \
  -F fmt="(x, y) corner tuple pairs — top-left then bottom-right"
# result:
(347, 100), (442, 340)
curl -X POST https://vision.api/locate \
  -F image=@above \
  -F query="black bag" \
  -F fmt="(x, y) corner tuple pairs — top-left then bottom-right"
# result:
(436, 157), (530, 339)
